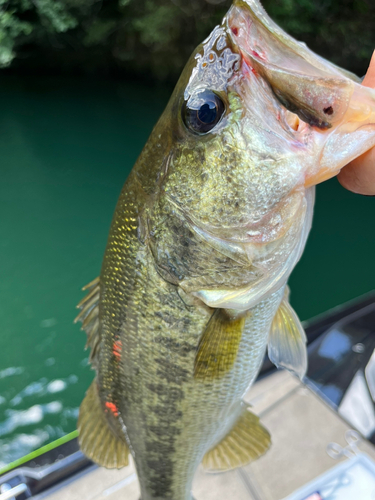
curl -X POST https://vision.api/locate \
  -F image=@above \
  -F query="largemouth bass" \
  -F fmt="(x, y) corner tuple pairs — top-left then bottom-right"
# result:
(75, 1), (375, 499)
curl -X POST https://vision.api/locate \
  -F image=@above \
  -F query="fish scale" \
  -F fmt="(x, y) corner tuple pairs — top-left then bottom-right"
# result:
(76, 1), (375, 498)
(84, 170), (285, 499)
(106, 191), (283, 499)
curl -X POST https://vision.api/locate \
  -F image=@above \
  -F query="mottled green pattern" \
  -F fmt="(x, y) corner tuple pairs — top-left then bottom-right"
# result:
(97, 179), (283, 497)
(89, 145), (285, 498)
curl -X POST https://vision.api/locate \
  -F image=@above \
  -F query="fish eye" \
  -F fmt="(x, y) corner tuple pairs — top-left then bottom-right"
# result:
(182, 90), (225, 134)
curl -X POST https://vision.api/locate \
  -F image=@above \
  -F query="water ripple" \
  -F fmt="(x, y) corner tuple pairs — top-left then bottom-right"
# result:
(10, 375), (78, 407)
(0, 402), (63, 437)
(0, 429), (50, 468)
(0, 367), (24, 379)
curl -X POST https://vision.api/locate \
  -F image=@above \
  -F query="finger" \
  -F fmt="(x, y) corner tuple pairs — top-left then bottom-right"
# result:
(362, 50), (375, 88)
(337, 50), (375, 195)
(337, 147), (375, 195)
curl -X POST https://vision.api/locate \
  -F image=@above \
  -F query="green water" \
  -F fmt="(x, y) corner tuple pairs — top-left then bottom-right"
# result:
(0, 75), (374, 466)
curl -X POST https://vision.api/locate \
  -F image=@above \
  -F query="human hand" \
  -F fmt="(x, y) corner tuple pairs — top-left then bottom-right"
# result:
(337, 51), (375, 195)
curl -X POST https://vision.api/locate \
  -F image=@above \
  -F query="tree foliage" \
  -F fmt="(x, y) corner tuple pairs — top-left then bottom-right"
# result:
(0, 0), (374, 80)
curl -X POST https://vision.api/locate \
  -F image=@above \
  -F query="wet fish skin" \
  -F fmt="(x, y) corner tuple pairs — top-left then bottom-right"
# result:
(76, 1), (375, 499)
(100, 207), (282, 499)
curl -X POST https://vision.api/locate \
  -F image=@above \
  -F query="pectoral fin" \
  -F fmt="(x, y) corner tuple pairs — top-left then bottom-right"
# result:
(78, 381), (129, 469)
(202, 405), (271, 471)
(194, 309), (246, 381)
(268, 290), (307, 379)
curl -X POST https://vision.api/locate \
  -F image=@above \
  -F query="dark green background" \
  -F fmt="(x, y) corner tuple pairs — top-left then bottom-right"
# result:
(0, 75), (374, 466)
(2, 0), (375, 81)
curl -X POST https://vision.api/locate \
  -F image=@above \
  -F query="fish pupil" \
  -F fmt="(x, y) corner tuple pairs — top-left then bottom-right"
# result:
(183, 90), (225, 134)
(198, 101), (217, 124)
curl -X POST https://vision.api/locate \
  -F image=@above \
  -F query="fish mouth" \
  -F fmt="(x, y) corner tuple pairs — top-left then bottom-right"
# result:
(225, 1), (375, 188)
(226, 0), (356, 131)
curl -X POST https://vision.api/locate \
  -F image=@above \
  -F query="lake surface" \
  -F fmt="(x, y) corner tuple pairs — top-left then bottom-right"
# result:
(0, 75), (374, 467)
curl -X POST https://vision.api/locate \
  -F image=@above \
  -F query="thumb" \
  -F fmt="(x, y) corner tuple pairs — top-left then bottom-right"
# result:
(337, 50), (375, 195)
(362, 50), (375, 88)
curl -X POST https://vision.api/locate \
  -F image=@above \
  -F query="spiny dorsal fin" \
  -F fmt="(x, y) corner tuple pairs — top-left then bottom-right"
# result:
(78, 380), (129, 469)
(194, 309), (246, 381)
(202, 405), (271, 471)
(74, 277), (100, 368)
(268, 289), (307, 379)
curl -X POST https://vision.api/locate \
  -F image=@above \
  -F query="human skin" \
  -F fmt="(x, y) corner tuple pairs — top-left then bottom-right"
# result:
(338, 51), (375, 195)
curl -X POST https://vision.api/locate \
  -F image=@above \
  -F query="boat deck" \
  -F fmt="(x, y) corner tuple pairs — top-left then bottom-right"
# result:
(36, 370), (375, 500)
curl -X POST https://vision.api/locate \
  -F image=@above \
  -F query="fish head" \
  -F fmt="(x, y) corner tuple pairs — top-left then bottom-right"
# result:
(145, 0), (375, 310)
